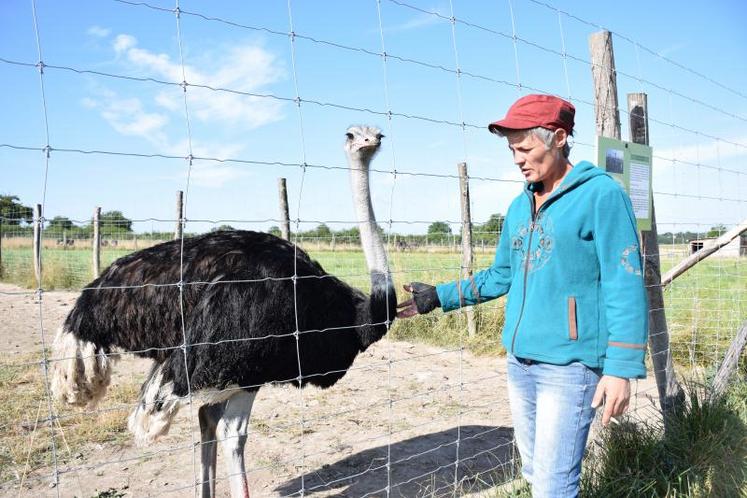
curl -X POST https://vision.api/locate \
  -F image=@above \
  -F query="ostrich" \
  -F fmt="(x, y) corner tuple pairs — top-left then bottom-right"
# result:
(51, 125), (395, 498)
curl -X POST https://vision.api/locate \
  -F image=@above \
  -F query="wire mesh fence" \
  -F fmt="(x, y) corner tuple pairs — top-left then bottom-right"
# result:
(1, 0), (745, 496)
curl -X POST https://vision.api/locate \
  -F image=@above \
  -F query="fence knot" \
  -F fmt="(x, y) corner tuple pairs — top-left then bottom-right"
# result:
(173, 6), (181, 17)
(36, 60), (45, 74)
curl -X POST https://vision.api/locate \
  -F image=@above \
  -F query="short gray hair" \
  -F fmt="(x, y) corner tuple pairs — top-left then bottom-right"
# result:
(495, 126), (572, 158)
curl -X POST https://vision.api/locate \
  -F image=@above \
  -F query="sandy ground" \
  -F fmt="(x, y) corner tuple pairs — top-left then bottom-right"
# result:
(0, 283), (657, 497)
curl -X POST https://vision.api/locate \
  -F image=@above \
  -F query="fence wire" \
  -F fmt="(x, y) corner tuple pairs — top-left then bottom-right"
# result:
(0, 0), (745, 496)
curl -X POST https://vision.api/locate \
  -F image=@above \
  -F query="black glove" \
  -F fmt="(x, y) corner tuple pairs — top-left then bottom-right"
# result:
(397, 282), (440, 318)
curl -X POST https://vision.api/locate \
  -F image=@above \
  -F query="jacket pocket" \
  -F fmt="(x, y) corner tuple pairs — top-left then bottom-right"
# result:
(568, 296), (578, 340)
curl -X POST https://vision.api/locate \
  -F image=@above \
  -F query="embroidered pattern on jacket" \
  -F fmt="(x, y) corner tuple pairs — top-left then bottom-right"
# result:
(511, 214), (555, 273)
(621, 244), (642, 276)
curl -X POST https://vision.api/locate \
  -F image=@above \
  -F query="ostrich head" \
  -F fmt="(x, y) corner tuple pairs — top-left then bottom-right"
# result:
(344, 125), (384, 166)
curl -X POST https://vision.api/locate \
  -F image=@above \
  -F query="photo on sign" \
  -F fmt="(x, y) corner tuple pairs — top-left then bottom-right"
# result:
(605, 148), (624, 174)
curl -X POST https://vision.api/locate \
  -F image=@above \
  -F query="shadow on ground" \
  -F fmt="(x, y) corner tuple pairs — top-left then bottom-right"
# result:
(275, 425), (516, 497)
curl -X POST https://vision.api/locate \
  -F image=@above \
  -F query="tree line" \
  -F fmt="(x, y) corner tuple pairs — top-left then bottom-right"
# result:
(1, 195), (729, 245)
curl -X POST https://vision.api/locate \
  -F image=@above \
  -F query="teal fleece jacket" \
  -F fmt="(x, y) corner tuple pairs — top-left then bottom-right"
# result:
(436, 161), (648, 379)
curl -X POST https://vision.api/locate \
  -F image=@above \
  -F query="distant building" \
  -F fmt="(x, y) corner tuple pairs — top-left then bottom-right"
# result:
(689, 234), (747, 257)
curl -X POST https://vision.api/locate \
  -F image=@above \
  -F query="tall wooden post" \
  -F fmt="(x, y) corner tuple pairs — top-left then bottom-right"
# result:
(458, 163), (476, 338)
(628, 93), (684, 415)
(589, 31), (621, 140)
(33, 204), (42, 284)
(174, 190), (183, 240)
(278, 178), (291, 241)
(93, 207), (101, 278)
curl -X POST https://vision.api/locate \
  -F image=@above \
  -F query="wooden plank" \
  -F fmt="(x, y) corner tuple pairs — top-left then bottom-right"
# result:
(712, 321), (747, 398)
(661, 219), (747, 287)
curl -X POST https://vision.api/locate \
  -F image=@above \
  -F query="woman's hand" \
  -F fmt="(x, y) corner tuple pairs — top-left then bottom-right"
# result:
(396, 282), (440, 318)
(591, 375), (631, 426)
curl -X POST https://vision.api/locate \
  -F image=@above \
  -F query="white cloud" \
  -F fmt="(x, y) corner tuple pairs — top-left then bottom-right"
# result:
(95, 96), (169, 140)
(113, 34), (137, 54)
(655, 136), (747, 166)
(82, 33), (284, 188)
(154, 91), (181, 111)
(111, 34), (285, 129)
(161, 140), (249, 188)
(87, 25), (111, 38)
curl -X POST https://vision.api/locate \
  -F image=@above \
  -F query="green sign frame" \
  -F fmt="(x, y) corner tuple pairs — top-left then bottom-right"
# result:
(596, 136), (653, 231)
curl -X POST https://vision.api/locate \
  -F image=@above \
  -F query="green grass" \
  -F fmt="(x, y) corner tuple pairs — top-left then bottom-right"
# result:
(659, 256), (747, 368)
(0, 247), (131, 290)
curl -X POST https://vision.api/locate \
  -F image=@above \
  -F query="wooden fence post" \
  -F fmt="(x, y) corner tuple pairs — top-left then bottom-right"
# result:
(93, 207), (101, 278)
(174, 190), (183, 240)
(278, 178), (291, 241)
(33, 204), (42, 284)
(458, 163), (477, 338)
(628, 93), (684, 416)
(589, 31), (621, 140)
(0, 213), (3, 276)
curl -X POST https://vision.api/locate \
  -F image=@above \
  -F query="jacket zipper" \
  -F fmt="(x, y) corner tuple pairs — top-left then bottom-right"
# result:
(510, 191), (537, 354)
(509, 186), (567, 354)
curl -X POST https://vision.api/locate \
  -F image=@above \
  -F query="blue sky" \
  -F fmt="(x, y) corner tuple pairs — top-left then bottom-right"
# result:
(2, 0), (746, 236)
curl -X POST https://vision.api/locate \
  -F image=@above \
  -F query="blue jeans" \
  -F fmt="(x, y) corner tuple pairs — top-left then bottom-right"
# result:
(507, 354), (601, 498)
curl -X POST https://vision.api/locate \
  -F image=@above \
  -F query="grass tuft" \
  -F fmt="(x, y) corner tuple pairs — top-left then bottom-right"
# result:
(581, 378), (747, 497)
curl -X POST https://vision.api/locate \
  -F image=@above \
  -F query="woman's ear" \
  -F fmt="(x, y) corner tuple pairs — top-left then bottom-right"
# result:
(554, 128), (568, 149)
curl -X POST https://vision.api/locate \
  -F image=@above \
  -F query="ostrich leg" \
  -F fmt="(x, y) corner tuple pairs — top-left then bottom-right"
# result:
(198, 402), (224, 498)
(217, 390), (257, 498)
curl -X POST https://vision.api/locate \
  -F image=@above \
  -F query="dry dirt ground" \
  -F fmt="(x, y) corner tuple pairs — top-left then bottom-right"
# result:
(0, 283), (656, 497)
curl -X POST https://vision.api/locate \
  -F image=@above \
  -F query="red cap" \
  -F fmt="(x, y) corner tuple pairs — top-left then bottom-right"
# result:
(488, 94), (575, 135)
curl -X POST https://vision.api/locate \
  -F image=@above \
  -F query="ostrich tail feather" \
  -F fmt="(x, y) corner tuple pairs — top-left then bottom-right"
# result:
(50, 327), (114, 409)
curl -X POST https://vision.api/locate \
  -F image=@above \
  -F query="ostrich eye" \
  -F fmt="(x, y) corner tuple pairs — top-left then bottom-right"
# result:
(376, 133), (385, 140)
(346, 133), (354, 140)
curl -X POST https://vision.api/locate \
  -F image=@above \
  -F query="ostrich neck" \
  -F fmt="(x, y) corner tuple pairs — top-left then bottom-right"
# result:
(348, 153), (389, 277)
